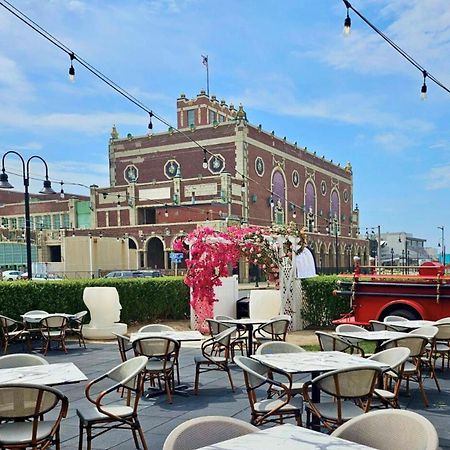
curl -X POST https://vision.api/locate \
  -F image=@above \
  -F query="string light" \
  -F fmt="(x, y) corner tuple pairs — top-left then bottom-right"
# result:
(343, 0), (351, 36)
(269, 195), (274, 208)
(164, 204), (169, 217)
(59, 181), (65, 199)
(68, 52), (75, 81)
(148, 111), (153, 130)
(117, 194), (121, 207)
(202, 150), (208, 169)
(292, 208), (297, 219)
(341, 0), (450, 98)
(421, 70), (428, 100)
(241, 181), (245, 193)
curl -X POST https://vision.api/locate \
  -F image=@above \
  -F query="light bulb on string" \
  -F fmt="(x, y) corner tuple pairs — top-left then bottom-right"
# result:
(293, 208), (297, 219)
(148, 111), (153, 130)
(241, 180), (245, 193)
(68, 53), (75, 81)
(421, 70), (428, 100)
(164, 204), (169, 218)
(59, 181), (65, 199)
(270, 195), (274, 208)
(202, 150), (208, 169)
(343, 0), (351, 36)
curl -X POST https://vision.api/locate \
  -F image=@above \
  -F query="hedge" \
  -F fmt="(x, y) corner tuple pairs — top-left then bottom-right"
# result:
(0, 276), (190, 323)
(300, 275), (351, 327)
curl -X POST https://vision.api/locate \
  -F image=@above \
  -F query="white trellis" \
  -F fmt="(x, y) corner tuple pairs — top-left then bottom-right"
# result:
(268, 235), (305, 331)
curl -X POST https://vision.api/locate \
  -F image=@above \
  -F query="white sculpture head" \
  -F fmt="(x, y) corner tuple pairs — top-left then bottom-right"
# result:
(83, 287), (122, 326)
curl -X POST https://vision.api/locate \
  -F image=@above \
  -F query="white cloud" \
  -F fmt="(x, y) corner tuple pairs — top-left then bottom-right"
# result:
(423, 164), (450, 190)
(0, 109), (146, 135)
(373, 132), (413, 152)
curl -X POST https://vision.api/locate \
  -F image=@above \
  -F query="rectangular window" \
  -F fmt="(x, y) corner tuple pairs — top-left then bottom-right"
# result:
(34, 215), (42, 230)
(187, 109), (195, 127)
(53, 215), (61, 230)
(10, 218), (17, 229)
(1, 217), (7, 228)
(209, 110), (217, 124)
(18, 217), (25, 229)
(138, 207), (156, 225)
(219, 114), (226, 122)
(42, 215), (51, 229)
(62, 213), (70, 228)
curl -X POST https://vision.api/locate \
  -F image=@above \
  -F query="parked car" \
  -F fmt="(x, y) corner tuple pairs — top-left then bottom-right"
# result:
(20, 273), (63, 281)
(140, 270), (162, 278)
(104, 271), (143, 278)
(2, 270), (23, 281)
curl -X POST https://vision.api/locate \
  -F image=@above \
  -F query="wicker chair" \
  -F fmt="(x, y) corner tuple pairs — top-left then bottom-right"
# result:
(194, 327), (236, 394)
(207, 319), (245, 359)
(39, 315), (69, 355)
(0, 383), (68, 449)
(429, 324), (450, 371)
(0, 353), (48, 369)
(302, 365), (381, 431)
(235, 355), (302, 426)
(370, 320), (388, 331)
(315, 331), (364, 356)
(0, 314), (31, 354)
(137, 324), (175, 333)
(68, 311), (88, 349)
(253, 317), (290, 350)
(380, 335), (430, 406)
(163, 416), (257, 450)
(367, 347), (410, 408)
(336, 324), (368, 346)
(113, 333), (133, 363)
(255, 341), (306, 396)
(133, 336), (180, 403)
(76, 356), (148, 450)
(331, 409), (439, 450)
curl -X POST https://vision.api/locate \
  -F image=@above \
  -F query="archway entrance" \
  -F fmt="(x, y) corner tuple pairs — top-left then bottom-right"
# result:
(147, 237), (164, 269)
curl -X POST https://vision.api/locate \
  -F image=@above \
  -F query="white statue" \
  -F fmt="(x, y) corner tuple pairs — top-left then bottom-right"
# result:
(82, 287), (127, 339)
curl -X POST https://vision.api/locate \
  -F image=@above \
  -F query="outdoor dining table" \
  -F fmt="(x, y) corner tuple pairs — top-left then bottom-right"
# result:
(335, 330), (409, 351)
(385, 320), (436, 330)
(21, 312), (76, 324)
(129, 330), (204, 344)
(252, 351), (389, 430)
(195, 423), (376, 449)
(0, 362), (87, 386)
(217, 318), (268, 356)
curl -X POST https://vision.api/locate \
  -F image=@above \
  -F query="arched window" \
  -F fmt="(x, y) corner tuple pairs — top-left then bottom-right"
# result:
(304, 181), (316, 232)
(272, 170), (285, 224)
(330, 190), (340, 234)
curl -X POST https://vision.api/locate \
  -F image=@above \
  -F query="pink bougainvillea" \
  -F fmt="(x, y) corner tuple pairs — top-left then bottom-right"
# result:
(175, 223), (306, 332)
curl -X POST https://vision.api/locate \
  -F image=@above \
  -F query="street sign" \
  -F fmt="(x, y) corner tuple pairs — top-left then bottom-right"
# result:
(169, 252), (184, 263)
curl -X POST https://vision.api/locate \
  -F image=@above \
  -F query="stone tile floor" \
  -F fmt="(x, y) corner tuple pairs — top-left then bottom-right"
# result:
(8, 339), (450, 449)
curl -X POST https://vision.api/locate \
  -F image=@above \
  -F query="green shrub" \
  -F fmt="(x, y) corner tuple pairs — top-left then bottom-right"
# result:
(0, 277), (189, 323)
(300, 275), (351, 327)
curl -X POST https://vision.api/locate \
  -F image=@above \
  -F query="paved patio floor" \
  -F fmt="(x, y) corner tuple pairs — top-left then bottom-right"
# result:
(9, 339), (450, 449)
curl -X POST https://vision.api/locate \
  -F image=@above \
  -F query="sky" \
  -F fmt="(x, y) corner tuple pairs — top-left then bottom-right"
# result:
(0, 0), (449, 248)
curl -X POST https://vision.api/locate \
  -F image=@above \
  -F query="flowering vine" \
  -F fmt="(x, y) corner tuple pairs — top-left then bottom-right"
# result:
(174, 223), (306, 331)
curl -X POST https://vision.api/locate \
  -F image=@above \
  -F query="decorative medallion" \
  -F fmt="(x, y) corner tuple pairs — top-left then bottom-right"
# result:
(255, 157), (265, 177)
(292, 170), (299, 187)
(124, 165), (138, 183)
(164, 159), (180, 179)
(320, 180), (327, 196)
(208, 154), (225, 174)
(343, 189), (349, 203)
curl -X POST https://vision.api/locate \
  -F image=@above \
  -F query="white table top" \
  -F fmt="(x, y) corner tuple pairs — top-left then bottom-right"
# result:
(252, 351), (389, 374)
(218, 318), (267, 325)
(384, 320), (436, 329)
(129, 330), (204, 344)
(196, 423), (376, 449)
(21, 313), (75, 323)
(0, 362), (87, 386)
(336, 330), (408, 341)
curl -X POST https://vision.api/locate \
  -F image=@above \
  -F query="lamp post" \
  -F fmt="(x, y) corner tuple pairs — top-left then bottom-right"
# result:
(438, 226), (445, 264)
(329, 216), (339, 274)
(390, 247), (394, 274)
(88, 232), (93, 278)
(0, 151), (55, 279)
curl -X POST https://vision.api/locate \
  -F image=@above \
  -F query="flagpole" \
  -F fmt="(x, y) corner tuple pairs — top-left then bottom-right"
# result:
(201, 54), (210, 96)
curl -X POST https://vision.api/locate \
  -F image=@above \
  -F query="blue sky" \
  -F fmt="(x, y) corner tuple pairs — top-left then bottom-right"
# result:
(1, 0), (449, 248)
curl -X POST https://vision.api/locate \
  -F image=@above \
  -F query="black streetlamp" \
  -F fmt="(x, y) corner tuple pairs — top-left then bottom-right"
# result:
(0, 151), (55, 279)
(328, 216), (339, 274)
(390, 247), (394, 265)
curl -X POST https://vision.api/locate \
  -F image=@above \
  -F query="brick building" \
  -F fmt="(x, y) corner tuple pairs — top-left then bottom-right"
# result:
(92, 91), (368, 276)
(0, 91), (368, 278)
